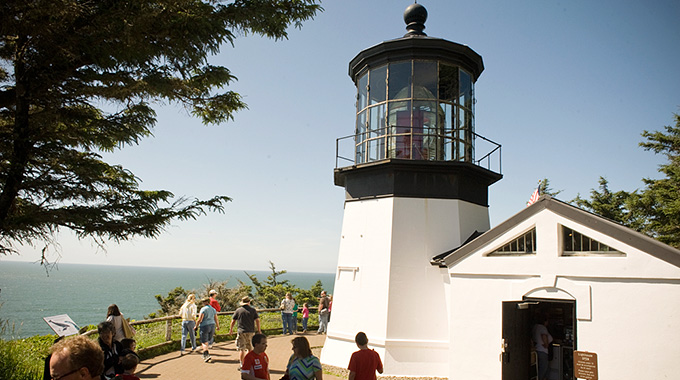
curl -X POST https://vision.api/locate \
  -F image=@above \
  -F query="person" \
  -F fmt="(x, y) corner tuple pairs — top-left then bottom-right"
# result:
(229, 296), (262, 369)
(97, 321), (123, 379)
(119, 338), (138, 360)
(280, 292), (295, 335)
(179, 293), (198, 355)
(208, 289), (221, 348)
(209, 289), (221, 312)
(327, 295), (333, 322)
(348, 332), (383, 380)
(532, 313), (553, 380)
(49, 335), (105, 380)
(292, 298), (299, 333)
(301, 303), (310, 333)
(317, 291), (330, 334)
(106, 304), (126, 342)
(195, 297), (219, 362)
(285, 336), (322, 380)
(241, 333), (270, 380)
(114, 353), (140, 380)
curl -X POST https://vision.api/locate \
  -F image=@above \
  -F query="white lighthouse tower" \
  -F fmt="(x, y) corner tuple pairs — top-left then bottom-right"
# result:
(320, 3), (502, 378)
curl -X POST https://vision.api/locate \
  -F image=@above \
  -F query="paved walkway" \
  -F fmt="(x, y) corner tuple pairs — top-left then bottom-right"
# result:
(136, 333), (344, 380)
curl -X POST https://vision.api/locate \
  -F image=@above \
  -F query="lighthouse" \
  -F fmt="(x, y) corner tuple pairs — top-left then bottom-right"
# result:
(320, 3), (502, 378)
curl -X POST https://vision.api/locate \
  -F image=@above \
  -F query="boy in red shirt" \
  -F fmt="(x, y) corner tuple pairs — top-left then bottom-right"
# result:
(241, 333), (269, 380)
(348, 332), (383, 380)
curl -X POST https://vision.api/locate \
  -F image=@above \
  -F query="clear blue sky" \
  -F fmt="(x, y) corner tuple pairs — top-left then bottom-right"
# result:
(6, 0), (680, 273)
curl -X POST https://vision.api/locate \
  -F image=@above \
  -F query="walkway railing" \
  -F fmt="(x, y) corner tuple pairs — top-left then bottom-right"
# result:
(83, 308), (319, 353)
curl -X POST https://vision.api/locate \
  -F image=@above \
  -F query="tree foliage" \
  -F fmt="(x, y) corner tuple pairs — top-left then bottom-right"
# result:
(634, 113), (680, 248)
(537, 178), (562, 197)
(571, 177), (643, 229)
(152, 286), (188, 318)
(246, 261), (299, 308)
(150, 262), (325, 317)
(0, 0), (322, 255)
(572, 112), (680, 248)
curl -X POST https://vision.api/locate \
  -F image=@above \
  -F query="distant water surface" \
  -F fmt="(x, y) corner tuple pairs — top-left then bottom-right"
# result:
(0, 261), (334, 338)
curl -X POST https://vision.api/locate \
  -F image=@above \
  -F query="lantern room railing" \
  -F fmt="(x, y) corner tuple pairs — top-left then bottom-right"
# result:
(336, 126), (502, 174)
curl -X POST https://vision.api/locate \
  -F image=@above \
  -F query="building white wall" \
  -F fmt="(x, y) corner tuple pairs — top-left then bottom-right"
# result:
(446, 209), (680, 379)
(321, 197), (490, 377)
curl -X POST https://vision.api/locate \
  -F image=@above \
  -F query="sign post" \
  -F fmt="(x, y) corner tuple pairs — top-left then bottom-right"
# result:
(574, 351), (598, 380)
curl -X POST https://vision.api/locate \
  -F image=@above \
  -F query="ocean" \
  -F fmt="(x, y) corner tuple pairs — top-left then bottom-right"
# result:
(0, 261), (335, 338)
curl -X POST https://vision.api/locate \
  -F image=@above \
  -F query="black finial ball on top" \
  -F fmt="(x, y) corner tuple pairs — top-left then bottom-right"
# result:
(404, 2), (427, 36)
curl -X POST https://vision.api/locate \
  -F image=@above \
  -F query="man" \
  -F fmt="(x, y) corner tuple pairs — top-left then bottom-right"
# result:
(317, 290), (330, 334)
(229, 296), (262, 369)
(348, 332), (383, 380)
(532, 313), (553, 380)
(195, 297), (220, 362)
(49, 335), (105, 380)
(241, 333), (269, 380)
(208, 289), (221, 348)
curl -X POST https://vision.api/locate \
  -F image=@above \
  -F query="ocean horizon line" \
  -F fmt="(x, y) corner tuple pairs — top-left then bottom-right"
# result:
(0, 258), (335, 275)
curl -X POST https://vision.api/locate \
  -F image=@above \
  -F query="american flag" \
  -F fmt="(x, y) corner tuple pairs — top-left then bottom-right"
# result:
(526, 187), (540, 206)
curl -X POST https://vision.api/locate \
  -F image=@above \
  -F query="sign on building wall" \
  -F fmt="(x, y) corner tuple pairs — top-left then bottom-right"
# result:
(574, 351), (598, 380)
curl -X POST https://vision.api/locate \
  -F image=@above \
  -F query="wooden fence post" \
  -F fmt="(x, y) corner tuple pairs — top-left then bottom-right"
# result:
(165, 319), (172, 341)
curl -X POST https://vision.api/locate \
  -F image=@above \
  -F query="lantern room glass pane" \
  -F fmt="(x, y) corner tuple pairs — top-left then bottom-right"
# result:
(388, 61), (412, 100)
(387, 100), (411, 159)
(368, 104), (386, 135)
(459, 69), (472, 108)
(439, 64), (458, 102)
(357, 73), (368, 111)
(355, 109), (367, 163)
(413, 61), (437, 99)
(413, 100), (443, 160)
(442, 103), (453, 160)
(369, 65), (387, 105)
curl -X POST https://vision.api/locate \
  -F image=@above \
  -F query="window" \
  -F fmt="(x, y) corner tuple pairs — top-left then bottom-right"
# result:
(488, 228), (536, 256)
(562, 226), (621, 256)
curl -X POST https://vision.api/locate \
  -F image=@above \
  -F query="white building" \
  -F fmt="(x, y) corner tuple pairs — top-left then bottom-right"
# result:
(320, 4), (680, 380)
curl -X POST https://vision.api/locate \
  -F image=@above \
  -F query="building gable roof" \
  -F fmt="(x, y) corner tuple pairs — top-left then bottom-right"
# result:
(431, 195), (680, 268)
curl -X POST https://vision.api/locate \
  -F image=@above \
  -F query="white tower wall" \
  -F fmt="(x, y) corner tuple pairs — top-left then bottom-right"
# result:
(321, 196), (491, 377)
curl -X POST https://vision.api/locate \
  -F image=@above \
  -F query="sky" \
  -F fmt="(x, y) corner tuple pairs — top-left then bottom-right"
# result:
(4, 0), (680, 273)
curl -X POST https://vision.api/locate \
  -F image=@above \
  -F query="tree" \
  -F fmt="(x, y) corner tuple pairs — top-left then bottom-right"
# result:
(201, 278), (252, 311)
(537, 178), (562, 197)
(571, 176), (642, 229)
(246, 261), (299, 308)
(151, 286), (188, 318)
(0, 0), (322, 255)
(634, 113), (680, 248)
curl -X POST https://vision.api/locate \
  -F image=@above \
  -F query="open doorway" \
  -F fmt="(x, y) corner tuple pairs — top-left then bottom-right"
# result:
(502, 298), (576, 380)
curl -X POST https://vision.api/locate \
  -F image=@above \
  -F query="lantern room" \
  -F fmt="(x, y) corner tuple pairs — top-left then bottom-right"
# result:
(349, 3), (485, 165)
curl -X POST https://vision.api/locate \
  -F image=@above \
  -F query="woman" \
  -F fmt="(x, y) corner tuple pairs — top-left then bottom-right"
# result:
(106, 304), (125, 342)
(280, 292), (295, 335)
(179, 294), (198, 355)
(286, 336), (323, 380)
(98, 321), (123, 380)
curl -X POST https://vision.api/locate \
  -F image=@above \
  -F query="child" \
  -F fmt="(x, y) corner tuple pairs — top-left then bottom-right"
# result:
(120, 338), (139, 359)
(302, 303), (310, 333)
(115, 353), (140, 380)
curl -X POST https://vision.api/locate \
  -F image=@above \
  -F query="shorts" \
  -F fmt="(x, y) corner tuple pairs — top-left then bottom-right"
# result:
(199, 324), (215, 344)
(236, 332), (254, 351)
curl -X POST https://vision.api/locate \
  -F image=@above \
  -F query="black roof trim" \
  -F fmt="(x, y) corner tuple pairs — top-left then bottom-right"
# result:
(431, 195), (680, 268)
(431, 230), (484, 267)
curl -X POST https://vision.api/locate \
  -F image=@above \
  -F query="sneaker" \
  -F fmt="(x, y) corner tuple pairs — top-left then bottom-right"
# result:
(205, 355), (212, 363)
(180, 351), (185, 356)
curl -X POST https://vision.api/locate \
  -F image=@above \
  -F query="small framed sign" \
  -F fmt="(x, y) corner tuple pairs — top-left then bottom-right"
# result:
(574, 350), (598, 380)
(43, 314), (79, 337)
